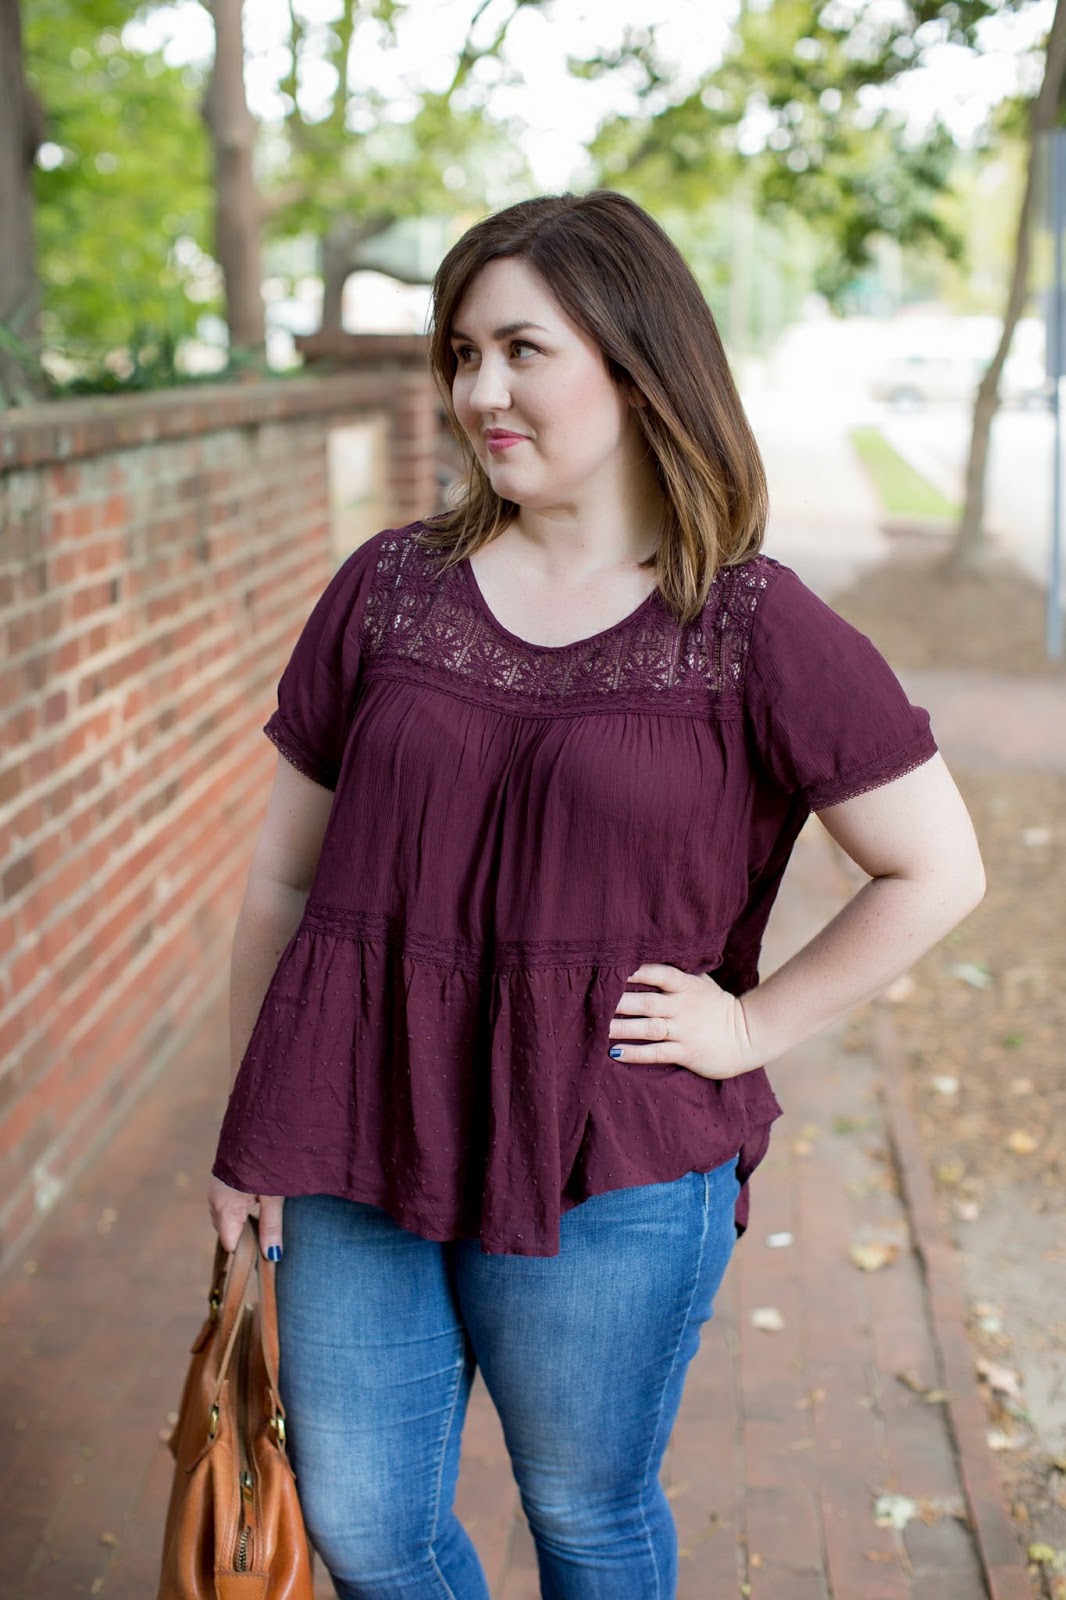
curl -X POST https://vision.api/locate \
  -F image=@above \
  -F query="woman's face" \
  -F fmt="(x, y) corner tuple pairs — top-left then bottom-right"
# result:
(449, 257), (644, 514)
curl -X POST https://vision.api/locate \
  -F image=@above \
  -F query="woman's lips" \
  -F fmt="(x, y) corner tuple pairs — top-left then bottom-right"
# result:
(484, 430), (528, 454)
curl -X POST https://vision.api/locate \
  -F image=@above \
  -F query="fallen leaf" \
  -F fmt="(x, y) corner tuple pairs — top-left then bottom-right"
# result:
(874, 1493), (919, 1530)
(750, 1554), (763, 1569)
(1020, 826), (1052, 847)
(98, 1532), (118, 1548)
(954, 1199), (981, 1222)
(750, 1307), (785, 1333)
(864, 1550), (896, 1563)
(916, 1495), (966, 1524)
(949, 961), (992, 990)
(1006, 1130), (1039, 1155)
(896, 1371), (950, 1404)
(931, 1074), (960, 1096)
(1028, 1543), (1057, 1565)
(935, 1160), (966, 1187)
(987, 1428), (1028, 1451)
(850, 1241), (900, 1273)
(976, 1359), (1024, 1403)
(972, 1301), (1004, 1334)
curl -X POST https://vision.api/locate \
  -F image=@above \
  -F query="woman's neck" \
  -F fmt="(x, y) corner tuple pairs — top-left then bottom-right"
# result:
(511, 466), (666, 581)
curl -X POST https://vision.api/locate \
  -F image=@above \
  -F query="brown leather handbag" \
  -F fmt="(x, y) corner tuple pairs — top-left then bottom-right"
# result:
(157, 1220), (315, 1599)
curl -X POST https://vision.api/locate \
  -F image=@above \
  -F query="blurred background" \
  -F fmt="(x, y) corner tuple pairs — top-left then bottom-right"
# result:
(4, 0), (1062, 586)
(2, 4), (1066, 1597)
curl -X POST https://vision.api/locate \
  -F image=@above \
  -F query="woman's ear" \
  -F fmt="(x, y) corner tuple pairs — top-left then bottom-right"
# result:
(626, 384), (647, 409)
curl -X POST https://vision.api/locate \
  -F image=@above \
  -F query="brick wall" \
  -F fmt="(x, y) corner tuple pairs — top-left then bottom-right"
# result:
(0, 363), (440, 1266)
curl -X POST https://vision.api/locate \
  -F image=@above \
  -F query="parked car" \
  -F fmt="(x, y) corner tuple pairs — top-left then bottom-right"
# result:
(869, 316), (1050, 410)
(870, 349), (1049, 410)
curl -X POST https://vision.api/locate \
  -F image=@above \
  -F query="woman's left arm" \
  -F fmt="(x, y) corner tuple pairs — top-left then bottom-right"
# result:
(609, 754), (986, 1078)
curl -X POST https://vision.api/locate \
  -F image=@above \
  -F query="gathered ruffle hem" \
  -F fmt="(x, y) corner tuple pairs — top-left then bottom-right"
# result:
(214, 913), (782, 1256)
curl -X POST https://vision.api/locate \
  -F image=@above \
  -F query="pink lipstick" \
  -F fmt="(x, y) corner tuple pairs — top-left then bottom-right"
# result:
(484, 429), (528, 454)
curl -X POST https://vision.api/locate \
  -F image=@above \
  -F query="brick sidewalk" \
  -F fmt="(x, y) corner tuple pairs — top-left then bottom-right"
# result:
(1, 818), (1031, 1599)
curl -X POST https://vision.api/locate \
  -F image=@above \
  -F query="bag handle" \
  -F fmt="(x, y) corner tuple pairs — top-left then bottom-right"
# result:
(208, 1219), (287, 1440)
(254, 1234), (283, 1400)
(208, 1221), (258, 1362)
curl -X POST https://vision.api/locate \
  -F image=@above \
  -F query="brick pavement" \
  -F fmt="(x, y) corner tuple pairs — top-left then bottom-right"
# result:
(0, 805), (1034, 1599)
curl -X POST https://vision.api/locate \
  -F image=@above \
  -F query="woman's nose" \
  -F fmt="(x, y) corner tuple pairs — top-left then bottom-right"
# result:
(469, 357), (510, 413)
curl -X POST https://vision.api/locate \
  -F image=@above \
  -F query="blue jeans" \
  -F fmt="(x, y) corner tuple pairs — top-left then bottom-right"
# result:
(276, 1157), (739, 1600)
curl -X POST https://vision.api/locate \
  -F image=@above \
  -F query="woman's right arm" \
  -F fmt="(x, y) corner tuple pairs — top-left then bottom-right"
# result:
(208, 755), (334, 1254)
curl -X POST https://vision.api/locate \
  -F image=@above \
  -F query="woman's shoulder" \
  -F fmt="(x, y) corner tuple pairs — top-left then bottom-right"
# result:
(711, 552), (858, 638)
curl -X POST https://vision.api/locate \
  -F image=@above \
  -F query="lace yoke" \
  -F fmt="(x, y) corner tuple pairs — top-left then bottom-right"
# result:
(359, 530), (771, 717)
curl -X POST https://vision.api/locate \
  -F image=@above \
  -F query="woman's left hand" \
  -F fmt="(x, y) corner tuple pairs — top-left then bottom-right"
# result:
(607, 963), (759, 1080)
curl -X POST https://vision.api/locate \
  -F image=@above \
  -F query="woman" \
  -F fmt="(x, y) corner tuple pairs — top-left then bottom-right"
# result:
(209, 191), (984, 1600)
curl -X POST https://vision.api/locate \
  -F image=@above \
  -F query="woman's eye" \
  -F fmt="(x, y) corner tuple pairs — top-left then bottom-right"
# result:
(453, 345), (478, 365)
(511, 341), (537, 359)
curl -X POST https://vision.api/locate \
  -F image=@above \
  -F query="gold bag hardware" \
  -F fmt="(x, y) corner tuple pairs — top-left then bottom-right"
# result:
(156, 1220), (314, 1599)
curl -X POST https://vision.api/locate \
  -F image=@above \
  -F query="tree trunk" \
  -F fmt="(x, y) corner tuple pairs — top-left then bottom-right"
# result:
(949, 0), (1066, 572)
(202, 0), (265, 357)
(0, 0), (46, 403)
(321, 219), (360, 334)
(319, 215), (407, 334)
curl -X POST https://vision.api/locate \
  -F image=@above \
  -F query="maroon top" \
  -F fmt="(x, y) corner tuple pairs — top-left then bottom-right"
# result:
(213, 524), (937, 1255)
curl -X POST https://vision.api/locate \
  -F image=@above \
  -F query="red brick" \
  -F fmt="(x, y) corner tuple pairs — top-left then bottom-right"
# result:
(3, 852), (36, 901)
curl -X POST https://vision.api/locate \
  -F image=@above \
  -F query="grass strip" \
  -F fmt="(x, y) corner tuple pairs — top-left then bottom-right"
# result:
(849, 426), (959, 520)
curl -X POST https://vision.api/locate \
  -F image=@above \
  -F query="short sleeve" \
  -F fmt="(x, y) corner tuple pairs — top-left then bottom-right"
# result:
(744, 562), (937, 811)
(263, 532), (383, 790)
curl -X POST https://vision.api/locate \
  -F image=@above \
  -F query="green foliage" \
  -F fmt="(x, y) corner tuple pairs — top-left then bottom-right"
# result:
(24, 1), (214, 359)
(583, 0), (1042, 309)
(48, 333), (271, 396)
(266, 0), (537, 253)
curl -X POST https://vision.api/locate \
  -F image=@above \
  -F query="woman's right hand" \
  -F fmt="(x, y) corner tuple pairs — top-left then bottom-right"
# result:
(208, 1175), (285, 1260)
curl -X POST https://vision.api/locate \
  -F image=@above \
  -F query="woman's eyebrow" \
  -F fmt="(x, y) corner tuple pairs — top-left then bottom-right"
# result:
(449, 321), (550, 343)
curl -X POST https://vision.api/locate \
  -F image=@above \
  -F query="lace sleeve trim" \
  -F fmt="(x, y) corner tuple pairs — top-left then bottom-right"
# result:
(263, 712), (339, 791)
(806, 731), (938, 812)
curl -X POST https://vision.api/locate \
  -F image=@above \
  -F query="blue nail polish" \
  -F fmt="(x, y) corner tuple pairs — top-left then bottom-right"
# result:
(266, 1245), (282, 1262)
(609, 1046), (623, 1059)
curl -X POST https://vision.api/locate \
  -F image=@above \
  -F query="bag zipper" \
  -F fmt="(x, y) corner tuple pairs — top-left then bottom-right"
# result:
(234, 1305), (256, 1573)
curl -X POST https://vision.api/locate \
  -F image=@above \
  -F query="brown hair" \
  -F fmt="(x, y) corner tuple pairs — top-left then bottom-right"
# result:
(420, 191), (768, 623)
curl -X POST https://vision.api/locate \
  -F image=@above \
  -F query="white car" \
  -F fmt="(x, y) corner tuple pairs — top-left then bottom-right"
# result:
(870, 347), (1050, 410)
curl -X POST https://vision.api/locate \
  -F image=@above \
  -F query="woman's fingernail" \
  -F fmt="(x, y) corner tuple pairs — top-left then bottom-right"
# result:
(266, 1245), (282, 1262)
(609, 1046), (623, 1059)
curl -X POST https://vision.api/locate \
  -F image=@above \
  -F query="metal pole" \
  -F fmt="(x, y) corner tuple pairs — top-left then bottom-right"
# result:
(1049, 132), (1064, 660)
